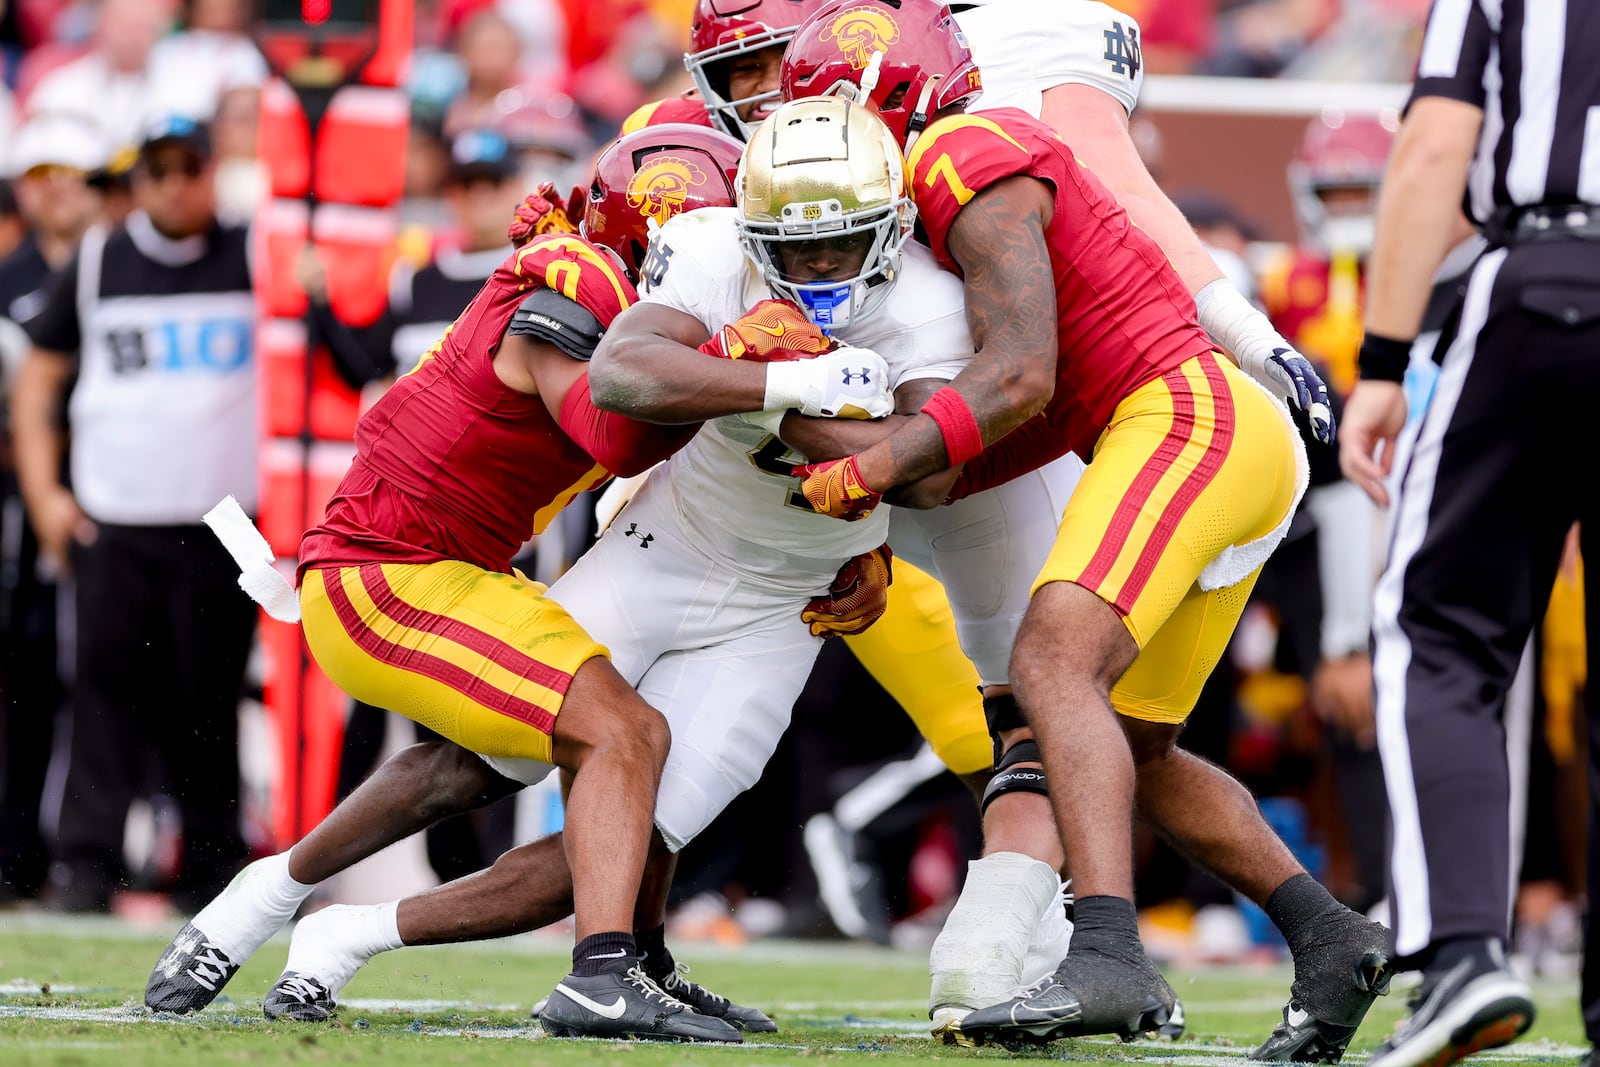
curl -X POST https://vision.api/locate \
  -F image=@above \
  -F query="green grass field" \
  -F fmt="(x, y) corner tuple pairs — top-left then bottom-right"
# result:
(0, 914), (1586, 1067)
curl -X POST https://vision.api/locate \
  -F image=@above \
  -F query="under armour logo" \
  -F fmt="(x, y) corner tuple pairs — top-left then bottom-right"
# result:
(624, 522), (654, 548)
(841, 368), (872, 385)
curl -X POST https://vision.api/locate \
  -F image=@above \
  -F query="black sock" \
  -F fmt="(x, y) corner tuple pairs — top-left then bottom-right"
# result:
(1072, 895), (1141, 945)
(635, 924), (673, 979)
(573, 932), (638, 977)
(1265, 873), (1346, 952)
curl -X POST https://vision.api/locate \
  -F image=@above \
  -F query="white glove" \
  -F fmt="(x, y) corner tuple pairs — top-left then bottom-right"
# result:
(762, 344), (893, 419)
(1195, 279), (1335, 445)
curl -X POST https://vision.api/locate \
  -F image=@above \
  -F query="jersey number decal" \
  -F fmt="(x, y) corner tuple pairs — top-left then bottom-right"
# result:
(545, 261), (582, 301)
(639, 240), (674, 290)
(1103, 22), (1142, 79)
(923, 153), (977, 206)
(748, 435), (813, 512)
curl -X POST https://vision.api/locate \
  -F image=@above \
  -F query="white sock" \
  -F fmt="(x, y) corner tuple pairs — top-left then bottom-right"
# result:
(190, 852), (316, 962)
(929, 852), (1060, 1014)
(280, 902), (404, 1001)
(1020, 881), (1074, 988)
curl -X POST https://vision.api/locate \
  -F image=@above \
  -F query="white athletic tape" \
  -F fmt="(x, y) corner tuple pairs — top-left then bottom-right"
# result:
(203, 495), (302, 623)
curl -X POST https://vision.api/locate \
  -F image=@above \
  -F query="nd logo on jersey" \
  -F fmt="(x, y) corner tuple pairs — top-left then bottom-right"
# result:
(822, 5), (900, 70)
(626, 155), (709, 225)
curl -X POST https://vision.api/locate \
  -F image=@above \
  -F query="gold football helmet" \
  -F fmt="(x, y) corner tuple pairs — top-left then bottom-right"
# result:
(737, 97), (915, 330)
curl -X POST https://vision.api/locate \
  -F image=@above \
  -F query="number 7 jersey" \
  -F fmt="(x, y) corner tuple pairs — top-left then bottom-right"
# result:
(905, 108), (1217, 461)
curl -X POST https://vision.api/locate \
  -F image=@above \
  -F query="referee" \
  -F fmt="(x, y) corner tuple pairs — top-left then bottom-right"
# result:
(1340, 2), (1600, 1064)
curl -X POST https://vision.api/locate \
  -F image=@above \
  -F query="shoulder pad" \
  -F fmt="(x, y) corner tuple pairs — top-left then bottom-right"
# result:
(508, 287), (606, 361)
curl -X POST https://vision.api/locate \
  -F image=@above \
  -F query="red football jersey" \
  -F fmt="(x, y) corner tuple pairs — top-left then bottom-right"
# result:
(906, 109), (1216, 460)
(300, 234), (641, 577)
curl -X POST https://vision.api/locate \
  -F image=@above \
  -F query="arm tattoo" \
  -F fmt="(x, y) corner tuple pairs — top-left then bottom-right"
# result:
(862, 176), (1059, 489)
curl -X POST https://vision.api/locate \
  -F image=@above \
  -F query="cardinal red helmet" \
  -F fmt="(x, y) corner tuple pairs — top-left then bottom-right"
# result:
(780, 0), (981, 150)
(581, 124), (744, 276)
(687, 0), (832, 141)
(1288, 109), (1398, 256)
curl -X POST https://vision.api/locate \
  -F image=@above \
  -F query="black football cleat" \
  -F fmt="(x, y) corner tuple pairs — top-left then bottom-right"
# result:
(959, 941), (1176, 1047)
(264, 971), (336, 1022)
(654, 963), (776, 1033)
(1364, 961), (1533, 1067)
(1251, 915), (1393, 1062)
(145, 923), (241, 1014)
(538, 966), (743, 1043)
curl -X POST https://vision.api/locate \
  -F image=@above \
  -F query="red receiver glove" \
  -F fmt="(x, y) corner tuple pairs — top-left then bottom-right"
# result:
(508, 181), (586, 245)
(697, 299), (834, 362)
(802, 545), (893, 638)
(793, 455), (883, 522)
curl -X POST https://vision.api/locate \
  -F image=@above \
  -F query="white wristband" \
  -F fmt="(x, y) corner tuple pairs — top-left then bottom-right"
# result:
(762, 360), (810, 412)
(1193, 278), (1283, 370)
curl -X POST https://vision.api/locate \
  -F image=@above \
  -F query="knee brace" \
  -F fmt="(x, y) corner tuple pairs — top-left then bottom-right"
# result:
(980, 739), (1048, 816)
(983, 692), (1028, 764)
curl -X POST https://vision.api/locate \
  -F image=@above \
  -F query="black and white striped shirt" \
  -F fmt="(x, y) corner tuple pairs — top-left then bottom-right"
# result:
(1413, 0), (1600, 222)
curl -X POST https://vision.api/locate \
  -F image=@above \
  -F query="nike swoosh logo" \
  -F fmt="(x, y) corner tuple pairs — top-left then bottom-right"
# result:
(1286, 1007), (1311, 1028)
(555, 983), (628, 1020)
(588, 950), (631, 959)
(743, 322), (788, 339)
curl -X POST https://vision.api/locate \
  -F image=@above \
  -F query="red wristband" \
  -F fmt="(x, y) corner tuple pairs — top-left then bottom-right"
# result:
(921, 387), (984, 466)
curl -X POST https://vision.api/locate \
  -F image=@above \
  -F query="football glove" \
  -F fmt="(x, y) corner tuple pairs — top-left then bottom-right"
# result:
(1247, 346), (1335, 445)
(802, 545), (893, 638)
(765, 345), (895, 420)
(508, 181), (585, 246)
(1193, 278), (1335, 444)
(698, 299), (834, 362)
(793, 455), (883, 521)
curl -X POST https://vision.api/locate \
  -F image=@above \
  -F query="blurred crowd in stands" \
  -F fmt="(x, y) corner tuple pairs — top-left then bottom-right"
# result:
(0, 0), (1583, 986)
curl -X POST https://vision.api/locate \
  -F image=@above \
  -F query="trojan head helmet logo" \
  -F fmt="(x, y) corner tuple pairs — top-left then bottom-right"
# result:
(626, 155), (709, 225)
(821, 5), (901, 71)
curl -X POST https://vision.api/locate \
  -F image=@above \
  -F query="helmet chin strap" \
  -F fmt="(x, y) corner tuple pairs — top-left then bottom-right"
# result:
(903, 75), (944, 155)
(860, 50), (885, 99)
(797, 282), (854, 333)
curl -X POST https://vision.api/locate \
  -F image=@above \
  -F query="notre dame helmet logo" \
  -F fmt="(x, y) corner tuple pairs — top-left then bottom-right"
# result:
(821, 5), (901, 71)
(626, 155), (708, 226)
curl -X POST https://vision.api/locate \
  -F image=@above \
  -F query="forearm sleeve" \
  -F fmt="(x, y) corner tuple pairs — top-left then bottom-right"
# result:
(558, 373), (699, 477)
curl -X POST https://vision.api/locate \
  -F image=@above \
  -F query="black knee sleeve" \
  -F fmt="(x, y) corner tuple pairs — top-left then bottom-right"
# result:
(983, 692), (1028, 764)
(980, 739), (1048, 816)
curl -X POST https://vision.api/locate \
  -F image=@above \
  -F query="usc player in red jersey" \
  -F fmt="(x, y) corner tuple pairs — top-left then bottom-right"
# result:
(143, 126), (881, 1042)
(623, 0), (831, 140)
(781, 0), (1392, 1055)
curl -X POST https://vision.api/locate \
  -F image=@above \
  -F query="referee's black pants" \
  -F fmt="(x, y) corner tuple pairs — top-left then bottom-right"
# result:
(53, 523), (255, 904)
(1373, 234), (1600, 970)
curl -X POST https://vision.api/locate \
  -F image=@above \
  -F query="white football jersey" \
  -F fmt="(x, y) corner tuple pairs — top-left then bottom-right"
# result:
(639, 206), (972, 572)
(954, 0), (1144, 118)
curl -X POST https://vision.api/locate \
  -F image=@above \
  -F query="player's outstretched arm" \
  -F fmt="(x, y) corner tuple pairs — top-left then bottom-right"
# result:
(847, 176), (1060, 494)
(1042, 84), (1223, 295)
(1044, 84), (1333, 443)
